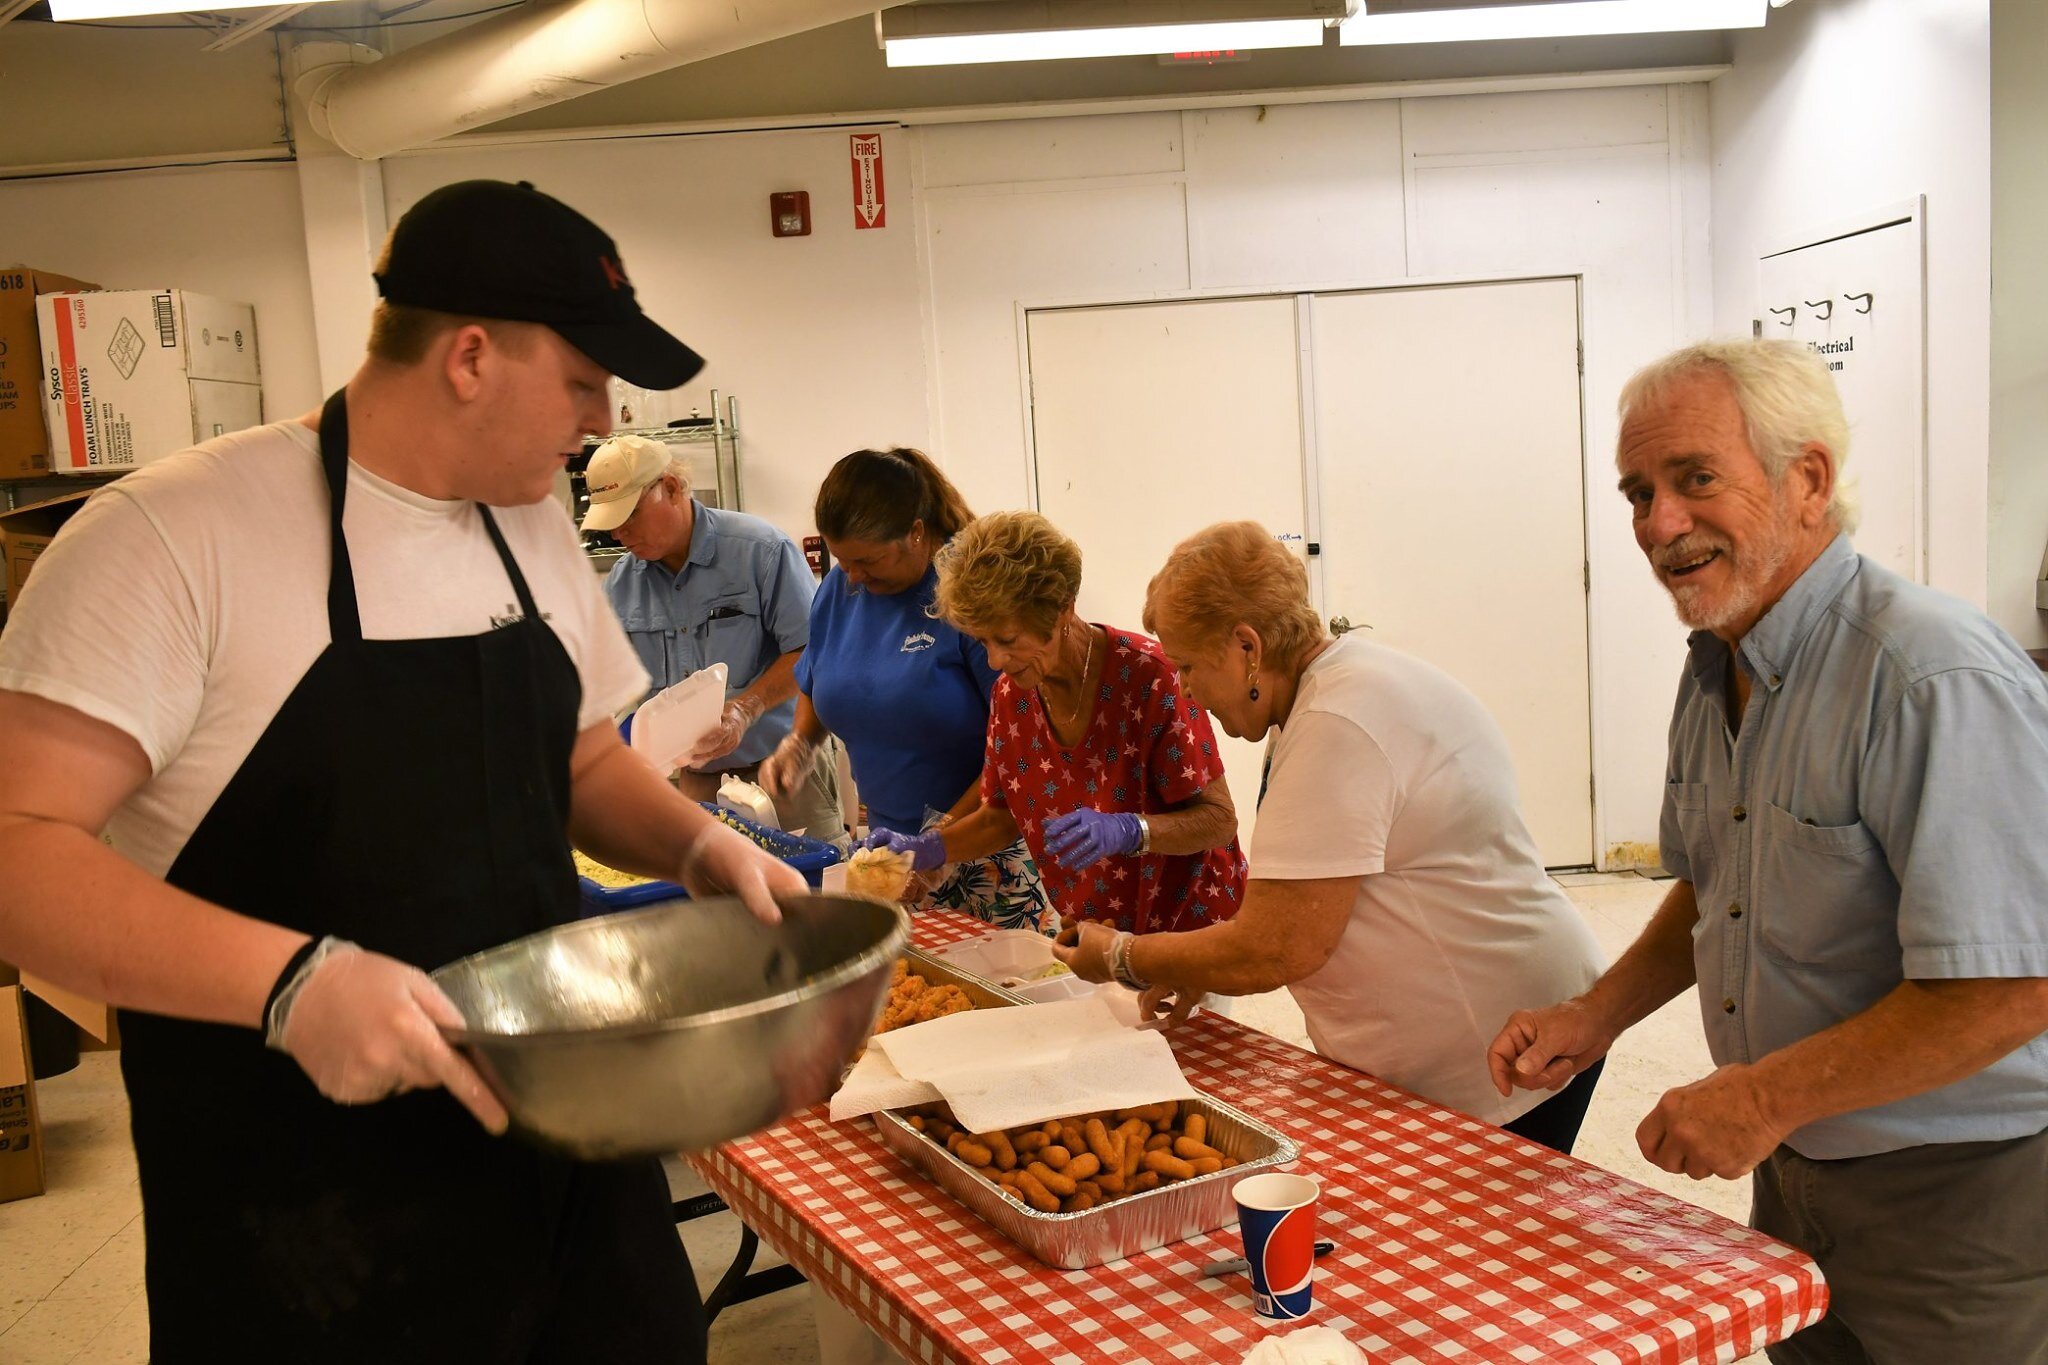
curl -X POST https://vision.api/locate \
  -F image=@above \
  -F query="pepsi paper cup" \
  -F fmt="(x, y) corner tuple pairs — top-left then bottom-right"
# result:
(1232, 1172), (1320, 1320)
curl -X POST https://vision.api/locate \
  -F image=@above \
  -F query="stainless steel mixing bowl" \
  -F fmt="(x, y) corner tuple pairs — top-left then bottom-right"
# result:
(431, 891), (908, 1159)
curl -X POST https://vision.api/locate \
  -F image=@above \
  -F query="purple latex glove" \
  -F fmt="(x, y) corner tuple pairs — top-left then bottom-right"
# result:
(1042, 808), (1143, 871)
(859, 827), (948, 872)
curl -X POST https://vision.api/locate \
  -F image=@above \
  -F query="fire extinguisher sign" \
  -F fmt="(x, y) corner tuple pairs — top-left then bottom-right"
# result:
(850, 134), (886, 229)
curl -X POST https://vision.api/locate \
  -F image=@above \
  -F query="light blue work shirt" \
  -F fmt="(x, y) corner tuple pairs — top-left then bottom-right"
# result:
(603, 502), (815, 771)
(1660, 533), (2048, 1159)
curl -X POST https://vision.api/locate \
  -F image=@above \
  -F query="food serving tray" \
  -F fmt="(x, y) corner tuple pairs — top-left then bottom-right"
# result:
(874, 1091), (1300, 1270)
(895, 947), (1033, 1011)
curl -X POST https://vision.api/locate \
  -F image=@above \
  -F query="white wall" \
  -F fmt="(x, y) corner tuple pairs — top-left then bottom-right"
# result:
(0, 84), (1717, 861)
(1709, 0), (1993, 607)
(1989, 0), (2048, 650)
(379, 129), (931, 537)
(918, 86), (1713, 866)
(0, 162), (324, 465)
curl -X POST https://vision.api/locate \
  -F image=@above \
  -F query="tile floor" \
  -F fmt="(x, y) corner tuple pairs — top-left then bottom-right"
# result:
(0, 874), (1769, 1363)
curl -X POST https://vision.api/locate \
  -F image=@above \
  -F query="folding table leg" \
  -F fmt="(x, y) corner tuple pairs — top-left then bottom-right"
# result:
(674, 1191), (808, 1323)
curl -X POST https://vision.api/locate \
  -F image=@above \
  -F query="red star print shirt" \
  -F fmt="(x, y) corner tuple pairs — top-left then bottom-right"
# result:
(982, 628), (1247, 935)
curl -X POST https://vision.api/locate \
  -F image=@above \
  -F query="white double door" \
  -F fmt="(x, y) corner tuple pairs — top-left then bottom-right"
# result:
(1026, 277), (1592, 866)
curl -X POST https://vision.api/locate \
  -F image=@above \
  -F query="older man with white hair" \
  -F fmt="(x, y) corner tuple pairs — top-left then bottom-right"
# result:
(1488, 339), (2048, 1363)
(584, 433), (844, 842)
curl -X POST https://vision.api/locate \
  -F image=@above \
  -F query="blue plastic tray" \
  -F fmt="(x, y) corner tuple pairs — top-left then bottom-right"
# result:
(576, 803), (841, 913)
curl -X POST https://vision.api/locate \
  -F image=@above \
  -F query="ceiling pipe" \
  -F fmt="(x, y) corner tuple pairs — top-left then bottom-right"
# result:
(297, 0), (881, 161)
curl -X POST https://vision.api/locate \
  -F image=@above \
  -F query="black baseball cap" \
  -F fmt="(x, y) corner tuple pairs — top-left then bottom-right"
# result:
(375, 179), (705, 390)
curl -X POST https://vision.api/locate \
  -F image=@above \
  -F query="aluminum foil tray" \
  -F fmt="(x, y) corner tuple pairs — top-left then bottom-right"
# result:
(895, 947), (1033, 1011)
(875, 1092), (1300, 1269)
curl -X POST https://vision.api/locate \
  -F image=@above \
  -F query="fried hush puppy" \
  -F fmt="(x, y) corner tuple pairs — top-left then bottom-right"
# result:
(905, 1102), (1241, 1214)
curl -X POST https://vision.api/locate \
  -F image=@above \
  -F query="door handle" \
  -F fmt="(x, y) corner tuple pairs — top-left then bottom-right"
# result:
(1330, 616), (1355, 636)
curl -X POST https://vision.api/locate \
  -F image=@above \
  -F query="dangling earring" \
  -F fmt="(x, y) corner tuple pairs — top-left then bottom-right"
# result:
(1248, 670), (1261, 702)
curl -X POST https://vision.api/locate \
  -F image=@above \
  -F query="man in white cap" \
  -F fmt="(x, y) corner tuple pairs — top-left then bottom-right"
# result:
(583, 432), (844, 843)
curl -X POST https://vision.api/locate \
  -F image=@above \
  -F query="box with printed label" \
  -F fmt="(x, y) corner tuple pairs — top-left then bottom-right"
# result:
(0, 266), (99, 480)
(0, 985), (46, 1203)
(38, 288), (262, 474)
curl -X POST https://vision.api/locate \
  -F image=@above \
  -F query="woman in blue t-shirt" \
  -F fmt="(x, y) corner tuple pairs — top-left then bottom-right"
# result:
(758, 447), (1053, 931)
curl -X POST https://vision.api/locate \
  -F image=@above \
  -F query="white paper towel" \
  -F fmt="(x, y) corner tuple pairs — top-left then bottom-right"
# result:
(829, 1047), (942, 1122)
(860, 995), (1196, 1135)
(1241, 1326), (1369, 1365)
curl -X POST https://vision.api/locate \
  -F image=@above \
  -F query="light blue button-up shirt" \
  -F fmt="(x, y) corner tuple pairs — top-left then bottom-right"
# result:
(603, 502), (815, 771)
(1659, 534), (2048, 1158)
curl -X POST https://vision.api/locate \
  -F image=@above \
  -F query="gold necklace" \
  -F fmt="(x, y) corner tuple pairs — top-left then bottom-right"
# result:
(1044, 626), (1096, 729)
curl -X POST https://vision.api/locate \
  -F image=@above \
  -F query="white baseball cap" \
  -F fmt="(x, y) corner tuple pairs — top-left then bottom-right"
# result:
(580, 434), (672, 533)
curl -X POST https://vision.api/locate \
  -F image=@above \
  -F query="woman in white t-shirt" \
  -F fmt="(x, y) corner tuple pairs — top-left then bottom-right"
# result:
(1053, 521), (1606, 1151)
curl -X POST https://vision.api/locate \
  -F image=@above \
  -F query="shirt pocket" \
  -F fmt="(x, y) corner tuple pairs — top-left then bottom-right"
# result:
(614, 607), (691, 684)
(1667, 781), (1713, 880)
(1755, 800), (1900, 971)
(698, 597), (760, 644)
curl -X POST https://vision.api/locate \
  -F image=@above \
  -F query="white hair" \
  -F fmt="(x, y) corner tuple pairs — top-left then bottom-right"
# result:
(665, 451), (693, 491)
(1617, 339), (1859, 534)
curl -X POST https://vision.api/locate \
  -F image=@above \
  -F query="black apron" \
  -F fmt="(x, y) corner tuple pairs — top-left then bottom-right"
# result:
(119, 391), (705, 1363)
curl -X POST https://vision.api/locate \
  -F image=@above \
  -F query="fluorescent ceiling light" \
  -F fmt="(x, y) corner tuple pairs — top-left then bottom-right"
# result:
(879, 0), (1348, 66)
(1340, 0), (1766, 45)
(886, 18), (1325, 64)
(51, 0), (330, 17)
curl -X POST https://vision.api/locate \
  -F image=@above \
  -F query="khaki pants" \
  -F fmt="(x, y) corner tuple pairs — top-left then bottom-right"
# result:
(678, 740), (846, 847)
(1754, 1125), (2048, 1364)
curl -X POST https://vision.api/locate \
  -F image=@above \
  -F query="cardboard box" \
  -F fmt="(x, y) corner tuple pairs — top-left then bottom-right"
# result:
(0, 488), (91, 626)
(0, 266), (99, 481)
(21, 972), (116, 1048)
(38, 288), (261, 474)
(0, 986), (46, 1203)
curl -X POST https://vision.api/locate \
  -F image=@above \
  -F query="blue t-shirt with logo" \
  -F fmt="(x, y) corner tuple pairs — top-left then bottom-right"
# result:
(796, 564), (1000, 834)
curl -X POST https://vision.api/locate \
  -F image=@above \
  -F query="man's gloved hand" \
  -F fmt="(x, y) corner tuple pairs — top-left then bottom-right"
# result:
(858, 827), (948, 873)
(1137, 984), (1204, 1031)
(1042, 808), (1143, 871)
(269, 939), (509, 1134)
(678, 818), (805, 924)
(756, 730), (817, 797)
(686, 695), (763, 770)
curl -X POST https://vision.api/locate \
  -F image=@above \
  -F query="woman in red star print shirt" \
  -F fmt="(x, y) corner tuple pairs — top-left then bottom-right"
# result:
(858, 511), (1246, 936)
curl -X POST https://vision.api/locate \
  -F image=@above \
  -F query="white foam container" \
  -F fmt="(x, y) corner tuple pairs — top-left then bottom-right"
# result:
(928, 928), (1135, 1012)
(717, 775), (781, 830)
(631, 663), (726, 774)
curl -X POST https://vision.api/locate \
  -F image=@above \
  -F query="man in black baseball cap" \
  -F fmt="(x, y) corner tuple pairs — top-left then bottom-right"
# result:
(0, 177), (798, 1363)
(376, 178), (705, 390)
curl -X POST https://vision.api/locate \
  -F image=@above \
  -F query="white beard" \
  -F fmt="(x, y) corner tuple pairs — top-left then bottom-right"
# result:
(1657, 498), (1796, 634)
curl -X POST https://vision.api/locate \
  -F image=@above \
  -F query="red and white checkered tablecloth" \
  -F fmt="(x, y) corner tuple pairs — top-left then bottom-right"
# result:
(692, 911), (1827, 1365)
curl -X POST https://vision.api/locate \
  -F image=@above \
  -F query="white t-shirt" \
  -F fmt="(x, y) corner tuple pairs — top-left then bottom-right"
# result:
(0, 419), (648, 879)
(1251, 636), (1603, 1125)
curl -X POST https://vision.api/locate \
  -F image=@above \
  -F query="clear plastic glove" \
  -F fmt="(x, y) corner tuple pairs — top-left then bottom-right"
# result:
(272, 941), (508, 1134)
(858, 827), (948, 873)
(1137, 984), (1204, 1031)
(686, 695), (763, 770)
(678, 818), (805, 924)
(755, 730), (817, 798)
(1050, 919), (1118, 983)
(1042, 808), (1143, 871)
